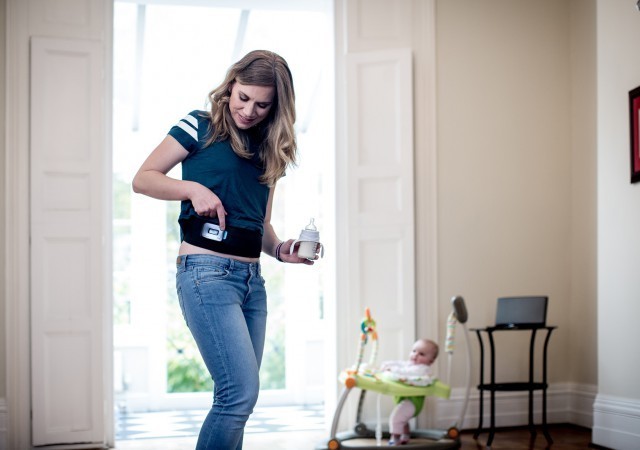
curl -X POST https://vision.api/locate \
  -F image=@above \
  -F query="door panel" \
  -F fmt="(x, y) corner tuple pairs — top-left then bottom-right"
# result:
(30, 36), (106, 447)
(346, 46), (414, 364)
(343, 48), (415, 423)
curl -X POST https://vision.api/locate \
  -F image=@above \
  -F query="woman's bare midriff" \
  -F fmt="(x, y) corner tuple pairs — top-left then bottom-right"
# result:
(179, 241), (260, 263)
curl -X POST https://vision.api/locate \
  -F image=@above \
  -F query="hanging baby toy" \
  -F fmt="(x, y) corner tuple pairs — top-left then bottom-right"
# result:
(345, 308), (378, 387)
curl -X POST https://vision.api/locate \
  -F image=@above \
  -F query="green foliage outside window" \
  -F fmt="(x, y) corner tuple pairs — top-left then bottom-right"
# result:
(113, 175), (132, 326)
(166, 310), (213, 392)
(259, 262), (286, 390)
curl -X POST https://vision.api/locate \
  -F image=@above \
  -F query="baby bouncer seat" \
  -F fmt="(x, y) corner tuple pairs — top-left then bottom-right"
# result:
(318, 296), (471, 450)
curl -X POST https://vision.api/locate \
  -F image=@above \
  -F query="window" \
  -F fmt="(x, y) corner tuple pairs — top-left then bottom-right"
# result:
(113, 0), (334, 412)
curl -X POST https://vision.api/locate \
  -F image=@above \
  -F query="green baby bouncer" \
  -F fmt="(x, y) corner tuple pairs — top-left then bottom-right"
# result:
(317, 296), (471, 449)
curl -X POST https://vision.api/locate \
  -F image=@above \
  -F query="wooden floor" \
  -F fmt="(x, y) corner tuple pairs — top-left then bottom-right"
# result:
(115, 423), (599, 449)
(460, 424), (597, 449)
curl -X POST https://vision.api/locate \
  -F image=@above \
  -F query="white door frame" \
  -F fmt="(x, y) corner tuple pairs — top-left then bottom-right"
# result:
(4, 0), (32, 446)
(4, 0), (113, 447)
(332, 0), (439, 429)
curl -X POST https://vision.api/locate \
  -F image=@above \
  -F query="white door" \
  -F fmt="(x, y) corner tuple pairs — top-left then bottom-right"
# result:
(348, 46), (415, 352)
(30, 36), (109, 447)
(341, 48), (415, 423)
(335, 0), (417, 426)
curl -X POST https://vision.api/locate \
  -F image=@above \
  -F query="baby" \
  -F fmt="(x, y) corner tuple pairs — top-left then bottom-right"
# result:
(380, 338), (439, 446)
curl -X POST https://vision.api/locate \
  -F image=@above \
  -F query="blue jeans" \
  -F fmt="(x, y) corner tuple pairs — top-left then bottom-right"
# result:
(176, 254), (267, 450)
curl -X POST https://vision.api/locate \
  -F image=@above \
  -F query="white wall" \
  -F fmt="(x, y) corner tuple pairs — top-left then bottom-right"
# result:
(596, 0), (640, 402)
(593, 0), (640, 448)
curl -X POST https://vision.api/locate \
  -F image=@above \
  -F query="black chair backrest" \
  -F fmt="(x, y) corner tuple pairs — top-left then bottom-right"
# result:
(495, 296), (548, 328)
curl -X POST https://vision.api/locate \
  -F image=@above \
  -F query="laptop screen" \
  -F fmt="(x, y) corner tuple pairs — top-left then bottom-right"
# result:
(495, 296), (548, 327)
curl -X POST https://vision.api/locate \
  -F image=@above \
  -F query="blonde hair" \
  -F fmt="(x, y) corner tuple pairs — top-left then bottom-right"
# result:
(205, 50), (297, 186)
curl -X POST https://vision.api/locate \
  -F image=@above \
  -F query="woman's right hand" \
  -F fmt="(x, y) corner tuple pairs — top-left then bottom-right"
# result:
(188, 182), (227, 229)
(133, 135), (226, 228)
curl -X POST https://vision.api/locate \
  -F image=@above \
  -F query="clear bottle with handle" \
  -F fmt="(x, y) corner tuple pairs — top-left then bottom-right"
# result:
(290, 218), (324, 260)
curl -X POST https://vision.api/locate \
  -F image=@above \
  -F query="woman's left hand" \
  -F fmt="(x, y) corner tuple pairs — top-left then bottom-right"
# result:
(279, 239), (318, 265)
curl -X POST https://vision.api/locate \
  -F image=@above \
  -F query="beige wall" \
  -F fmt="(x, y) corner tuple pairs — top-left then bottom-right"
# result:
(427, 0), (597, 387)
(568, 0), (597, 385)
(1, 0), (7, 400)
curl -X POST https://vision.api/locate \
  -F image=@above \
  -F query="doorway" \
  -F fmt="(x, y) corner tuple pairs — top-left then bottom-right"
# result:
(111, 0), (335, 440)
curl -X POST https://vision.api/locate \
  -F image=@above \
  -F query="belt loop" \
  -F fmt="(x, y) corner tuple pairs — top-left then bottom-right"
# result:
(176, 255), (185, 267)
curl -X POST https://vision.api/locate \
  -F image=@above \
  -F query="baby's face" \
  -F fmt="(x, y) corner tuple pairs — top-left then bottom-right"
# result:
(409, 340), (437, 365)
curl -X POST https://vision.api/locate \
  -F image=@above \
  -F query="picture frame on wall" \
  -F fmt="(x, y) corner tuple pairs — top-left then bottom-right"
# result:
(629, 85), (640, 183)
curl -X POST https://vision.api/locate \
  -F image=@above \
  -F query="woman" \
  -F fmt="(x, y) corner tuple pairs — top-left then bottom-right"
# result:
(132, 50), (317, 450)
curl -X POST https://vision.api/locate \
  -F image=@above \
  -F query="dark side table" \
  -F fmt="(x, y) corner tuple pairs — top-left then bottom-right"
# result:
(471, 325), (556, 447)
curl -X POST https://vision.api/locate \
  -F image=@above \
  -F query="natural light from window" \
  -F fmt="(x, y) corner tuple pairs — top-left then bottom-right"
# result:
(112, 0), (334, 416)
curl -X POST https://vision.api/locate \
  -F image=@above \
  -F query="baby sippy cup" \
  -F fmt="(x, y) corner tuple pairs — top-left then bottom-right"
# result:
(290, 218), (325, 260)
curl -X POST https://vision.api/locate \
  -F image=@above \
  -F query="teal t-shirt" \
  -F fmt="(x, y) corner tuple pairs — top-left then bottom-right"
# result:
(168, 110), (270, 235)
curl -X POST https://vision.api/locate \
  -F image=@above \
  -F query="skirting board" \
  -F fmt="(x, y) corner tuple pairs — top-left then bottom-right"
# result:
(431, 382), (596, 431)
(593, 394), (640, 450)
(0, 397), (6, 450)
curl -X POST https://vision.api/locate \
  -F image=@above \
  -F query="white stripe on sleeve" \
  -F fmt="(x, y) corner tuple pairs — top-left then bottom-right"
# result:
(177, 121), (198, 141)
(183, 114), (198, 128)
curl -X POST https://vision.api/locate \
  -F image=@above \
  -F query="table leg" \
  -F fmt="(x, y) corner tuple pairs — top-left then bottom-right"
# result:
(474, 330), (485, 440)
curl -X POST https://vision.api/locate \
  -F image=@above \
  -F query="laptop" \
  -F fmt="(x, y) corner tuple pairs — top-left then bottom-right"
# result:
(495, 296), (548, 328)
